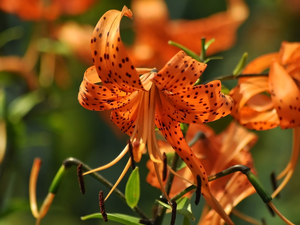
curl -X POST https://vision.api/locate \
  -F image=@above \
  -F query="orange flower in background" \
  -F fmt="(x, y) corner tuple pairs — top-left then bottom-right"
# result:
(230, 41), (300, 130)
(78, 6), (234, 224)
(230, 41), (300, 199)
(199, 122), (258, 225)
(0, 0), (95, 21)
(128, 0), (249, 67)
(55, 22), (94, 65)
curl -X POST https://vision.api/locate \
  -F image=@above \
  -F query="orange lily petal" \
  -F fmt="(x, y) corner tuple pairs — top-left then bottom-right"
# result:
(279, 41), (300, 65)
(78, 66), (135, 111)
(152, 51), (207, 93)
(91, 6), (144, 93)
(242, 53), (278, 74)
(230, 76), (280, 130)
(161, 80), (233, 124)
(269, 61), (300, 129)
(110, 96), (141, 136)
(246, 93), (274, 112)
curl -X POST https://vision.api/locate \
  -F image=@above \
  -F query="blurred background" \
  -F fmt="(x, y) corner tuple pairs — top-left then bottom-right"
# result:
(0, 0), (299, 224)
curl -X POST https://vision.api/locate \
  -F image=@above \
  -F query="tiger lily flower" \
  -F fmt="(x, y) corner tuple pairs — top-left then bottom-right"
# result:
(78, 6), (234, 224)
(230, 41), (300, 198)
(128, 0), (249, 67)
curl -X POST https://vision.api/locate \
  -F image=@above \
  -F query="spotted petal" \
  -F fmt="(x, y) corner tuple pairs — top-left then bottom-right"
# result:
(160, 80), (233, 124)
(269, 61), (300, 129)
(110, 93), (141, 136)
(91, 6), (144, 93)
(78, 66), (135, 111)
(152, 51), (207, 94)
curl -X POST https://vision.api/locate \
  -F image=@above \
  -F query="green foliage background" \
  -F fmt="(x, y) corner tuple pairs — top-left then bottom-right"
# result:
(0, 0), (299, 224)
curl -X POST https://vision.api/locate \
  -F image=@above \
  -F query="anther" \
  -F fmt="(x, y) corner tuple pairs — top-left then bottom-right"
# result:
(170, 200), (177, 225)
(270, 172), (280, 199)
(99, 190), (108, 222)
(162, 152), (167, 181)
(151, 68), (158, 73)
(266, 203), (275, 217)
(77, 164), (85, 195)
(261, 218), (266, 225)
(128, 140), (135, 170)
(195, 175), (202, 205)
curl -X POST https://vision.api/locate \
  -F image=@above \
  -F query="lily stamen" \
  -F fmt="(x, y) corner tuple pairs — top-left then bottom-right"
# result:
(231, 208), (264, 225)
(82, 145), (129, 175)
(77, 164), (85, 195)
(104, 158), (132, 201)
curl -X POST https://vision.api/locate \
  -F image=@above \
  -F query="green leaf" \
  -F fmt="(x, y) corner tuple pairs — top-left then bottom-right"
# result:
(8, 90), (44, 123)
(37, 38), (71, 56)
(0, 88), (5, 119)
(233, 52), (248, 76)
(176, 197), (195, 221)
(221, 85), (231, 95)
(125, 167), (140, 208)
(155, 197), (195, 221)
(203, 56), (223, 64)
(0, 26), (23, 48)
(204, 38), (215, 50)
(81, 213), (141, 225)
(183, 216), (191, 225)
(166, 152), (187, 171)
(168, 41), (201, 61)
(155, 199), (172, 210)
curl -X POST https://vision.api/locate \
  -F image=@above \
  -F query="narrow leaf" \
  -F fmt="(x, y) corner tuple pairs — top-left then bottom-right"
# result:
(176, 197), (195, 221)
(168, 41), (201, 61)
(81, 213), (141, 225)
(125, 167), (140, 208)
(8, 90), (44, 123)
(204, 38), (215, 50)
(233, 52), (248, 76)
(156, 197), (195, 221)
(203, 56), (223, 64)
(221, 85), (231, 95)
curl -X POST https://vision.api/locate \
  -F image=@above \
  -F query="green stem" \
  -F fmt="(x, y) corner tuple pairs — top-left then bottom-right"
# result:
(62, 157), (149, 220)
(170, 165), (272, 205)
(200, 37), (206, 62)
(188, 132), (205, 147)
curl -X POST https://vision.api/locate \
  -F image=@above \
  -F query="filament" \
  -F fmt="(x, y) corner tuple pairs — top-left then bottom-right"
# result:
(83, 144), (129, 175)
(104, 158), (132, 201)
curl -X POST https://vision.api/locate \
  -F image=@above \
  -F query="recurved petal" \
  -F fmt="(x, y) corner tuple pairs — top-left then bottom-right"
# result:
(269, 61), (300, 129)
(242, 53), (278, 74)
(161, 80), (233, 124)
(78, 66), (134, 111)
(230, 76), (279, 130)
(279, 41), (300, 65)
(90, 6), (144, 93)
(152, 51), (207, 93)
